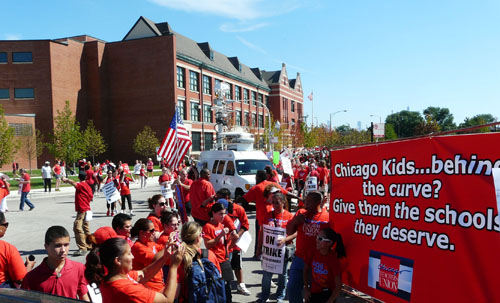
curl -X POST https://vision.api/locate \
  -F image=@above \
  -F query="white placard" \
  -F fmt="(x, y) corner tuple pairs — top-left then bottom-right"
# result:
(281, 157), (293, 176)
(373, 123), (385, 138)
(261, 225), (286, 274)
(492, 168), (500, 222)
(306, 176), (318, 191)
(236, 231), (252, 253)
(161, 185), (174, 199)
(102, 182), (120, 203)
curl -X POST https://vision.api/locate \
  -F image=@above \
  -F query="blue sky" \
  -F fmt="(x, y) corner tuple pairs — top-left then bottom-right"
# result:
(3, 0), (500, 129)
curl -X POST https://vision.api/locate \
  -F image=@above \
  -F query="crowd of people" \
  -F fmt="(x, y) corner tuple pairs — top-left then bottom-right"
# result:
(0, 148), (347, 303)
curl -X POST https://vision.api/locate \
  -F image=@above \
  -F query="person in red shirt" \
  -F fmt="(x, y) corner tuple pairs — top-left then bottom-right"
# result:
(131, 219), (165, 292)
(0, 212), (34, 288)
(158, 168), (175, 208)
(190, 168), (216, 226)
(85, 237), (183, 303)
(85, 165), (97, 194)
(104, 170), (119, 216)
(158, 211), (181, 283)
(140, 164), (147, 188)
(202, 203), (237, 303)
(216, 188), (251, 296)
(265, 165), (279, 183)
(238, 170), (292, 258)
(174, 168), (193, 221)
(120, 171), (134, 216)
(147, 158), (154, 178)
(112, 213), (134, 247)
(257, 191), (297, 303)
(147, 194), (169, 232)
(303, 228), (346, 303)
(22, 226), (89, 300)
(17, 169), (35, 211)
(0, 175), (10, 213)
(62, 174), (93, 256)
(177, 222), (221, 303)
(286, 191), (330, 303)
(52, 161), (62, 191)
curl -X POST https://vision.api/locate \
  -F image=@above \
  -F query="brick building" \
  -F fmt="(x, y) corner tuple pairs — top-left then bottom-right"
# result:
(0, 16), (304, 169)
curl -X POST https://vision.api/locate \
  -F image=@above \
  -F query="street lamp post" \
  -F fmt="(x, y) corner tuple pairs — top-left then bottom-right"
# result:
(330, 110), (348, 131)
(370, 114), (382, 123)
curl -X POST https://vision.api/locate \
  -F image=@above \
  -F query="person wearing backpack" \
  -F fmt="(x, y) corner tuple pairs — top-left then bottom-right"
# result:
(177, 222), (224, 303)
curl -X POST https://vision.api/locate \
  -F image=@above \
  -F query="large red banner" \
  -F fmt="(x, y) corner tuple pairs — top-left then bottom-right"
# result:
(330, 133), (500, 303)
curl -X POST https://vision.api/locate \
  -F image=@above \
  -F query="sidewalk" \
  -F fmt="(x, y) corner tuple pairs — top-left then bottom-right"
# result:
(8, 175), (161, 198)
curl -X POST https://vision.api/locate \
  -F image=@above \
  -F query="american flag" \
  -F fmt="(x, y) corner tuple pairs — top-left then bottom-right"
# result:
(157, 108), (192, 168)
(307, 91), (313, 102)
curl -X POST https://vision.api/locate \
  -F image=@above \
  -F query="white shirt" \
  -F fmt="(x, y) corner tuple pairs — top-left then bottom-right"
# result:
(41, 166), (52, 179)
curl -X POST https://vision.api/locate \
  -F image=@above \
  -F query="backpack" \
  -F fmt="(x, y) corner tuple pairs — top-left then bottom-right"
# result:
(188, 249), (226, 303)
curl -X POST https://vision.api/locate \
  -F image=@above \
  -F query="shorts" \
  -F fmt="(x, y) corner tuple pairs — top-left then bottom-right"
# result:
(230, 249), (242, 270)
(54, 174), (61, 179)
(147, 168), (153, 172)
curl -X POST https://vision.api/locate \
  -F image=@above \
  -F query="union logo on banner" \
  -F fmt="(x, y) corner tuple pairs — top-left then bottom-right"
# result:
(368, 250), (414, 301)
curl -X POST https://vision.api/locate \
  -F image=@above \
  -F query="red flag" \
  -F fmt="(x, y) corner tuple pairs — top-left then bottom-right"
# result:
(157, 108), (192, 169)
(307, 91), (313, 102)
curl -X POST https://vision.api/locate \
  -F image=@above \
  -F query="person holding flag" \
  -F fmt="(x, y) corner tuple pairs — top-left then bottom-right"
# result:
(157, 108), (192, 171)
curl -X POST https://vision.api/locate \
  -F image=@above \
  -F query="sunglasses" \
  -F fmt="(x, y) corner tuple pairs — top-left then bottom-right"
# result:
(0, 222), (8, 228)
(145, 228), (155, 233)
(157, 202), (167, 207)
(317, 235), (332, 242)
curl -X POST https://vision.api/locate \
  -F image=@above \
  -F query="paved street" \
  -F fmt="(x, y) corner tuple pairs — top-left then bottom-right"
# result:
(3, 178), (363, 303)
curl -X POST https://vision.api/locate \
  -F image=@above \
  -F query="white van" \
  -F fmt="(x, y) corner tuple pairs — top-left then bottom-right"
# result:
(197, 150), (273, 199)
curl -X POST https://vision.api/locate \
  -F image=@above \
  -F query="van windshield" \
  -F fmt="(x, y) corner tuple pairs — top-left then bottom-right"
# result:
(235, 160), (273, 175)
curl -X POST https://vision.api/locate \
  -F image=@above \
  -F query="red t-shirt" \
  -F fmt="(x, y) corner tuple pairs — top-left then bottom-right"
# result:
(305, 250), (341, 293)
(140, 168), (145, 177)
(294, 208), (330, 260)
(202, 221), (228, 263)
(53, 164), (61, 175)
(147, 214), (162, 232)
(100, 270), (155, 303)
(158, 174), (171, 185)
(243, 181), (287, 223)
(181, 178), (193, 202)
(22, 258), (88, 299)
(263, 210), (294, 245)
(85, 170), (95, 185)
(21, 174), (31, 192)
(190, 178), (215, 222)
(147, 161), (154, 170)
(0, 241), (27, 284)
(120, 177), (132, 196)
(131, 241), (164, 292)
(75, 181), (93, 212)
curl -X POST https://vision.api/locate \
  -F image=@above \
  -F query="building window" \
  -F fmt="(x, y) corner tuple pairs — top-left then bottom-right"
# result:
(235, 86), (241, 101)
(235, 111), (241, 126)
(9, 123), (33, 136)
(177, 99), (186, 119)
(251, 91), (257, 106)
(0, 89), (9, 99)
(12, 52), (32, 63)
(265, 96), (269, 107)
(243, 89), (249, 104)
(225, 83), (233, 99)
(14, 88), (34, 99)
(204, 133), (213, 150)
(204, 105), (212, 123)
(258, 94), (263, 107)
(177, 67), (185, 88)
(252, 113), (257, 127)
(192, 132), (201, 151)
(214, 79), (221, 96)
(203, 75), (211, 95)
(259, 114), (264, 128)
(189, 71), (199, 92)
(0, 52), (7, 63)
(244, 112), (250, 126)
(190, 103), (200, 121)
(291, 100), (295, 112)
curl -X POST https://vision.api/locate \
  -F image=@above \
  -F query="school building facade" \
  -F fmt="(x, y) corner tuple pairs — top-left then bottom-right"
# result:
(0, 16), (304, 169)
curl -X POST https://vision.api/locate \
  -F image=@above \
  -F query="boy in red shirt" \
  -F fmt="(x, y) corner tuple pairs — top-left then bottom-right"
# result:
(190, 168), (216, 225)
(22, 226), (89, 300)
(17, 169), (35, 211)
(119, 171), (134, 216)
(62, 174), (93, 256)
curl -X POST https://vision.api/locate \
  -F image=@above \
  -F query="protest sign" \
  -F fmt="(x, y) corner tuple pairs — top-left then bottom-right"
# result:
(330, 133), (500, 303)
(281, 156), (294, 176)
(273, 151), (280, 165)
(102, 181), (120, 203)
(305, 176), (317, 191)
(261, 224), (286, 274)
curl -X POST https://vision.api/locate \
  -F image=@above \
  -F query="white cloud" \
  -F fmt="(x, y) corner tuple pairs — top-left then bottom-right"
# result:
(149, 0), (301, 21)
(220, 22), (269, 33)
(236, 36), (267, 54)
(4, 34), (22, 40)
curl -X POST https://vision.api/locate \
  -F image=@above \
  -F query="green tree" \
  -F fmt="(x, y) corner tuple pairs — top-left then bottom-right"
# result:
(415, 116), (441, 136)
(423, 106), (456, 131)
(384, 123), (398, 140)
(82, 120), (107, 163)
(133, 126), (160, 158)
(18, 125), (44, 173)
(47, 101), (84, 173)
(459, 114), (497, 132)
(386, 110), (424, 138)
(0, 105), (20, 167)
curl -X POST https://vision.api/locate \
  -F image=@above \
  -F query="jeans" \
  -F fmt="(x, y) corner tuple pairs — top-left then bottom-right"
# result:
(287, 256), (305, 303)
(261, 264), (288, 301)
(19, 192), (35, 210)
